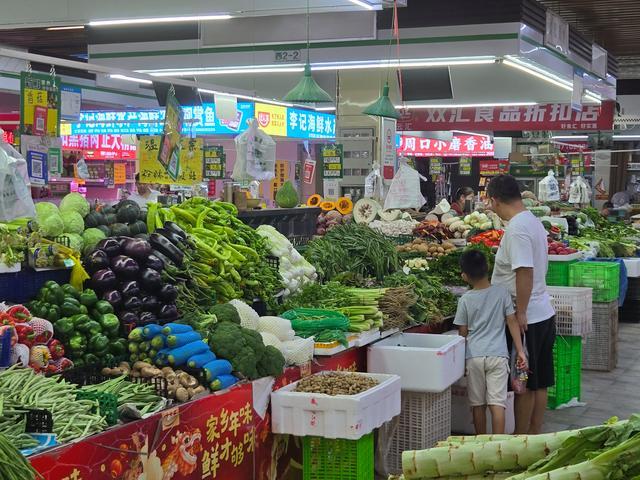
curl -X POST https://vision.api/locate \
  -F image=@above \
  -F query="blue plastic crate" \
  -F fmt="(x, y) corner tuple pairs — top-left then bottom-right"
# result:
(0, 268), (71, 304)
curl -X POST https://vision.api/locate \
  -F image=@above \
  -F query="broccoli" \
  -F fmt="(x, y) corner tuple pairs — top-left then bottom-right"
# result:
(207, 322), (264, 379)
(257, 345), (285, 378)
(208, 303), (241, 324)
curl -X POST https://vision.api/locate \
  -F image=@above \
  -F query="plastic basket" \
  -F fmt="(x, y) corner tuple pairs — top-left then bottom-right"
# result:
(265, 255), (280, 271)
(547, 260), (578, 286)
(131, 376), (169, 398)
(548, 287), (593, 336)
(76, 390), (118, 426)
(0, 268), (71, 304)
(583, 301), (618, 372)
(548, 335), (582, 410)
(379, 388), (451, 475)
(25, 409), (53, 433)
(569, 262), (620, 303)
(303, 432), (374, 480)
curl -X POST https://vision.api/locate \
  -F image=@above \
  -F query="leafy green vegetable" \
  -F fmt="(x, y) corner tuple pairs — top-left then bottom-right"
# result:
(427, 243), (495, 286)
(36, 213), (64, 238)
(59, 192), (90, 217)
(61, 211), (85, 235)
(82, 227), (107, 250)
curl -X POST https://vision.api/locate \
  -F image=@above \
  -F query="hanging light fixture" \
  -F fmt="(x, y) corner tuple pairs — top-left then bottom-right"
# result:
(282, 0), (333, 103)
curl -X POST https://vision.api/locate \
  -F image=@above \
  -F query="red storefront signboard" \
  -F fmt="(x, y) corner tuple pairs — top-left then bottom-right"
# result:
(398, 101), (615, 132)
(479, 159), (510, 176)
(62, 134), (137, 160)
(398, 134), (494, 157)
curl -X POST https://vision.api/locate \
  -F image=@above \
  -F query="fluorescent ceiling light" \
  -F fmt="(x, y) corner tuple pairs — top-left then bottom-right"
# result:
(348, 0), (375, 10)
(316, 107), (336, 111)
(46, 25), (84, 31)
(395, 102), (537, 109)
(551, 135), (589, 140)
(503, 57), (573, 92)
(613, 135), (640, 140)
(110, 74), (153, 85)
(197, 88), (294, 108)
(89, 14), (231, 27)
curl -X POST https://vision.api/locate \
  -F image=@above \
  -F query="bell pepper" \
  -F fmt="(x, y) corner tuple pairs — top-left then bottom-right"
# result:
(50, 284), (66, 305)
(62, 283), (80, 300)
(61, 299), (82, 317)
(99, 314), (120, 336)
(48, 339), (65, 360)
(72, 358), (85, 368)
(94, 300), (114, 315)
(68, 333), (87, 355)
(0, 313), (14, 326)
(109, 338), (127, 356)
(15, 324), (35, 347)
(79, 305), (88, 315)
(55, 317), (75, 337)
(47, 305), (60, 322)
(79, 289), (98, 308)
(35, 329), (52, 344)
(58, 357), (74, 370)
(77, 319), (100, 335)
(89, 334), (109, 353)
(45, 362), (59, 375)
(103, 353), (116, 367)
(83, 353), (100, 367)
(7, 305), (31, 322)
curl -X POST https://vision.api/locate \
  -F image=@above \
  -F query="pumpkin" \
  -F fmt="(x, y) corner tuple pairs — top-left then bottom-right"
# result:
(307, 194), (323, 208)
(336, 197), (353, 215)
(320, 201), (336, 212)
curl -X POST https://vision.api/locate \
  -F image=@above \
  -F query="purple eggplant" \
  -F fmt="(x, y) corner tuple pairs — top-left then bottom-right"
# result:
(115, 236), (134, 249)
(151, 250), (173, 268)
(163, 221), (187, 240)
(91, 268), (117, 291)
(111, 255), (139, 279)
(139, 268), (162, 292)
(139, 311), (158, 325)
(119, 311), (138, 325)
(154, 228), (185, 248)
(145, 254), (164, 272)
(95, 238), (120, 257)
(85, 250), (109, 274)
(158, 304), (179, 321)
(123, 296), (142, 312)
(102, 289), (123, 309)
(141, 295), (160, 312)
(149, 233), (184, 266)
(122, 238), (152, 261)
(120, 280), (141, 298)
(158, 284), (179, 302)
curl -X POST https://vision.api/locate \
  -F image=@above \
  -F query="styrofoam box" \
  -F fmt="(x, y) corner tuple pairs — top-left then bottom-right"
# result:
(548, 252), (583, 262)
(355, 328), (380, 347)
(367, 333), (465, 392)
(271, 371), (401, 440)
(0, 263), (20, 274)
(623, 258), (640, 278)
(451, 378), (515, 434)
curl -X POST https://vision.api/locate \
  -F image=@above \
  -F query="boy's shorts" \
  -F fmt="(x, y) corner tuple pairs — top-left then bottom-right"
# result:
(466, 356), (509, 408)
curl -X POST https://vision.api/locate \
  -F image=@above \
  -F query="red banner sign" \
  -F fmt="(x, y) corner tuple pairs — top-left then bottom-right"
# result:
(62, 134), (137, 160)
(398, 101), (615, 132)
(479, 159), (509, 176)
(398, 134), (493, 157)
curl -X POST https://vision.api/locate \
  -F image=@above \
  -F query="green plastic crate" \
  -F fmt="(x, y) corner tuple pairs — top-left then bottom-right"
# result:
(569, 261), (620, 303)
(303, 433), (374, 480)
(546, 260), (578, 286)
(548, 335), (582, 409)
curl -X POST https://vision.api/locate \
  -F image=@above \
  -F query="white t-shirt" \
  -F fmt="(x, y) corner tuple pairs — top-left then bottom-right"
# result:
(127, 190), (159, 208)
(491, 210), (555, 324)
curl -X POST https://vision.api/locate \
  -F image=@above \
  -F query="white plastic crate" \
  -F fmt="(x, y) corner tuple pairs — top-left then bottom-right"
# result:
(377, 388), (452, 476)
(623, 258), (640, 278)
(548, 286), (593, 336)
(451, 377), (515, 434)
(271, 371), (401, 440)
(583, 301), (618, 372)
(367, 333), (465, 392)
(355, 328), (380, 347)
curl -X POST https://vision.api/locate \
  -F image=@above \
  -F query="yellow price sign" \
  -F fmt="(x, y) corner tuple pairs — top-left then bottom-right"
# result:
(139, 136), (203, 186)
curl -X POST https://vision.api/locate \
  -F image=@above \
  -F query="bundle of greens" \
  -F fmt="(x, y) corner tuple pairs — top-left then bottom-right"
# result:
(427, 243), (495, 286)
(574, 224), (639, 257)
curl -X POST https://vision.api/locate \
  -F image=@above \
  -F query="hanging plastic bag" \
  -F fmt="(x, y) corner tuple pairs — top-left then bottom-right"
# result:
(0, 137), (35, 222)
(510, 336), (529, 395)
(76, 157), (89, 179)
(364, 161), (386, 202)
(569, 176), (591, 205)
(233, 119), (276, 181)
(383, 159), (426, 210)
(538, 170), (560, 202)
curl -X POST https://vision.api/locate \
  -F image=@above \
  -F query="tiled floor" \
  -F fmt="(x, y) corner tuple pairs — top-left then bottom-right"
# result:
(544, 322), (640, 432)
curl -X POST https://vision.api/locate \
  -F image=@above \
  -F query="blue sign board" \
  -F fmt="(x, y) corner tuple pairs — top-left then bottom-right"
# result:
(182, 102), (254, 136)
(286, 107), (335, 139)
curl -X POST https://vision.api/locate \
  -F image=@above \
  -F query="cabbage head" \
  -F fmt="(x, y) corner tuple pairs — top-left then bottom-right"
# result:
(59, 233), (84, 253)
(59, 193), (90, 217)
(82, 228), (106, 250)
(34, 202), (59, 218)
(61, 211), (85, 235)
(37, 214), (64, 238)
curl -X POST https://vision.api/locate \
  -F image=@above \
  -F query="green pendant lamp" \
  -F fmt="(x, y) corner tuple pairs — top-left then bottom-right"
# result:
(363, 82), (399, 119)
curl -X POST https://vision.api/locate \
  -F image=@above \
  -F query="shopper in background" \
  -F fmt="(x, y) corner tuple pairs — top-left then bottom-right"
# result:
(451, 187), (475, 215)
(486, 174), (556, 434)
(454, 250), (527, 434)
(601, 201), (614, 218)
(128, 174), (160, 207)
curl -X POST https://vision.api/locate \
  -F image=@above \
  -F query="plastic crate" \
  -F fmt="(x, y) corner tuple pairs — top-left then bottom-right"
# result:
(265, 255), (280, 270)
(385, 235), (415, 246)
(0, 268), (71, 304)
(76, 390), (119, 426)
(238, 207), (320, 238)
(583, 301), (618, 371)
(569, 262), (620, 303)
(303, 433), (374, 480)
(548, 287), (593, 336)
(548, 335), (582, 410)
(25, 409), (53, 433)
(546, 260), (578, 286)
(379, 388), (451, 475)
(131, 376), (169, 398)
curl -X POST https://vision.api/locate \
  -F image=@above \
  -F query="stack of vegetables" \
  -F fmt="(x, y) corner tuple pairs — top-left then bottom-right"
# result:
(368, 210), (419, 237)
(32, 193), (90, 253)
(27, 281), (125, 369)
(426, 243), (495, 287)
(0, 222), (27, 268)
(0, 431), (41, 479)
(443, 210), (503, 239)
(84, 234), (179, 329)
(468, 228), (504, 248)
(79, 375), (165, 415)
(83, 199), (148, 247)
(397, 415), (640, 480)
(315, 209), (352, 236)
(338, 288), (386, 332)
(127, 322), (238, 391)
(256, 224), (317, 296)
(568, 207), (639, 257)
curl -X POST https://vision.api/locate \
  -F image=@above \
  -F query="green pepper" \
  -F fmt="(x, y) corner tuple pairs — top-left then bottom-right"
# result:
(72, 358), (85, 368)
(43, 280), (59, 289)
(46, 305), (60, 322)
(55, 317), (75, 337)
(61, 300), (82, 317)
(77, 319), (100, 335)
(32, 301), (48, 319)
(89, 334), (109, 353)
(99, 313), (120, 336)
(83, 353), (99, 367)
(62, 283), (80, 300)
(109, 338), (127, 356)
(68, 333), (87, 354)
(79, 305), (88, 315)
(80, 289), (98, 308)
(102, 353), (116, 367)
(42, 288), (59, 306)
(94, 300), (114, 315)
(70, 313), (90, 328)
(50, 284), (65, 305)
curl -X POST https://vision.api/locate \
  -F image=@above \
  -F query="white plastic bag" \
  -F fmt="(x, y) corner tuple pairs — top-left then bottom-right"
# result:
(538, 170), (560, 202)
(569, 176), (591, 204)
(0, 140), (35, 221)
(364, 161), (386, 202)
(383, 160), (426, 210)
(76, 157), (89, 179)
(233, 119), (276, 181)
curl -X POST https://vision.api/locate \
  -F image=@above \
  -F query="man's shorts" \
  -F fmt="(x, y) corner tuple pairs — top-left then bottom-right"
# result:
(523, 316), (556, 390)
(466, 356), (509, 408)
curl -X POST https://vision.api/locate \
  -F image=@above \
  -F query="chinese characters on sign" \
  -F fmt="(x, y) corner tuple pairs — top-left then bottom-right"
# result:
(139, 136), (203, 186)
(381, 117), (397, 180)
(113, 163), (127, 184)
(459, 156), (472, 176)
(203, 146), (226, 179)
(158, 89), (184, 180)
(255, 103), (287, 137)
(398, 134), (494, 157)
(429, 157), (442, 175)
(318, 144), (344, 179)
(287, 107), (336, 139)
(62, 134), (137, 160)
(397, 101), (615, 132)
(303, 157), (316, 184)
(269, 160), (290, 201)
(20, 71), (61, 136)
(479, 159), (509, 176)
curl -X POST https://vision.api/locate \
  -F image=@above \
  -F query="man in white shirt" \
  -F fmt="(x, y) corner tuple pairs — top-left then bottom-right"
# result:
(487, 175), (556, 435)
(127, 174), (160, 208)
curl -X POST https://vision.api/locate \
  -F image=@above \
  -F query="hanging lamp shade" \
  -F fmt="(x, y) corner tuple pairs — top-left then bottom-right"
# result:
(363, 82), (399, 119)
(283, 62), (333, 103)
